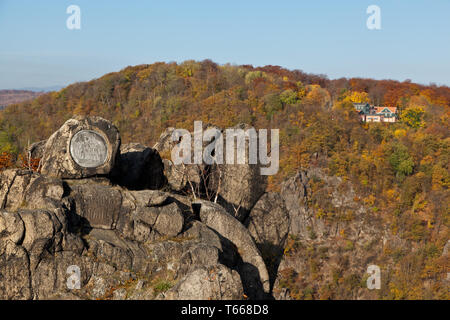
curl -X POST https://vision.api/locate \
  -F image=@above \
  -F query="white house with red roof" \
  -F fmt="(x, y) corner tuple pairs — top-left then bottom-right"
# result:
(354, 103), (398, 122)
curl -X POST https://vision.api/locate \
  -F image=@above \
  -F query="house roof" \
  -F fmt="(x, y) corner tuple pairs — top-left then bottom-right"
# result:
(375, 106), (397, 114)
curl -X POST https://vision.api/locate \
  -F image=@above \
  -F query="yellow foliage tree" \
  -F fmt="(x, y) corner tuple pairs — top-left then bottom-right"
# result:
(342, 91), (370, 104)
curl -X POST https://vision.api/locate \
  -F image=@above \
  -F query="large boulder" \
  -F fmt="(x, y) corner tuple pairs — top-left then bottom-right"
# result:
(161, 159), (203, 192)
(195, 200), (270, 299)
(40, 116), (121, 179)
(245, 192), (290, 286)
(156, 123), (268, 221)
(131, 202), (184, 241)
(208, 123), (267, 221)
(111, 143), (165, 190)
(0, 117), (286, 300)
(31, 251), (94, 300)
(180, 220), (237, 267)
(162, 264), (243, 300)
(153, 127), (176, 154)
(154, 128), (203, 192)
(116, 190), (185, 241)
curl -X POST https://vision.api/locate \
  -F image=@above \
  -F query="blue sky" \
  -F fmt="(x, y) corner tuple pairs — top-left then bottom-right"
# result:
(0, 0), (449, 89)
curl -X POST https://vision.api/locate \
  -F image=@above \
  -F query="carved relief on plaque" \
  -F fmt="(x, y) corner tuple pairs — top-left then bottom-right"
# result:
(70, 130), (108, 168)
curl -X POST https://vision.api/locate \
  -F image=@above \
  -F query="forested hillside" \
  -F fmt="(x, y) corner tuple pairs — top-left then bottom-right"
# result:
(0, 60), (448, 299)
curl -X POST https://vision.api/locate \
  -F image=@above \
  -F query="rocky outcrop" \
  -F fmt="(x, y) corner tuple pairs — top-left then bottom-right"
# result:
(0, 169), (65, 212)
(0, 242), (32, 299)
(115, 190), (185, 242)
(154, 123), (267, 221)
(0, 184), (246, 300)
(162, 264), (243, 300)
(154, 128), (203, 192)
(208, 123), (267, 221)
(280, 170), (310, 236)
(153, 127), (176, 154)
(273, 168), (390, 300)
(40, 116), (121, 179)
(0, 116), (279, 301)
(245, 192), (290, 287)
(161, 159), (202, 192)
(0, 205), (85, 300)
(195, 200), (270, 299)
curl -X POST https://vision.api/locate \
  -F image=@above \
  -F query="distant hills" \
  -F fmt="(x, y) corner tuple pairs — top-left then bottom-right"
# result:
(0, 86), (64, 109)
(16, 86), (64, 92)
(0, 90), (45, 108)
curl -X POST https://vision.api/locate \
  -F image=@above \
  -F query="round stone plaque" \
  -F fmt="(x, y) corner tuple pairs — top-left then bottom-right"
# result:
(70, 130), (108, 168)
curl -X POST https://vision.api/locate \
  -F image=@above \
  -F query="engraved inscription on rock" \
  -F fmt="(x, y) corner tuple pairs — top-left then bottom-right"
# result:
(70, 130), (108, 168)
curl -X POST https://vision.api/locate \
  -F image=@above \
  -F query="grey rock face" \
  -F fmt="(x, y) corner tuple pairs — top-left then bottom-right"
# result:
(127, 189), (169, 207)
(0, 211), (25, 246)
(162, 159), (185, 191)
(443, 240), (450, 256)
(209, 123), (267, 221)
(161, 159), (204, 192)
(0, 179), (256, 299)
(155, 123), (267, 223)
(31, 251), (94, 300)
(280, 168), (378, 241)
(27, 140), (46, 160)
(195, 200), (270, 298)
(154, 128), (186, 191)
(68, 184), (122, 230)
(152, 203), (184, 238)
(153, 127), (176, 153)
(246, 192), (290, 251)
(19, 209), (58, 269)
(0, 205), (85, 300)
(162, 264), (243, 300)
(154, 128), (203, 192)
(0, 169), (33, 211)
(0, 242), (32, 299)
(130, 202), (184, 240)
(65, 182), (185, 239)
(210, 163), (266, 221)
(116, 190), (185, 242)
(273, 169), (389, 300)
(111, 143), (165, 190)
(0, 169), (65, 212)
(146, 239), (221, 280)
(280, 170), (312, 237)
(245, 192), (290, 287)
(40, 116), (120, 179)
